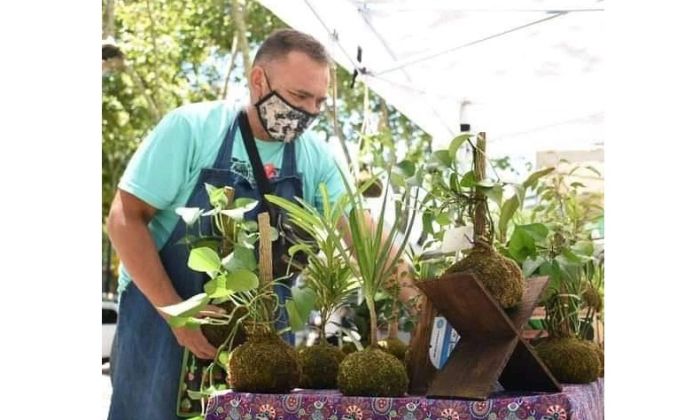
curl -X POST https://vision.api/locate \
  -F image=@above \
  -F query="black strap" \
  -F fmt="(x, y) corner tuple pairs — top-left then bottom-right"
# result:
(237, 110), (272, 214)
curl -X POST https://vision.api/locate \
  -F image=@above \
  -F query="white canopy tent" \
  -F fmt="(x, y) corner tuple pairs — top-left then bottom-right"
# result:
(257, 0), (604, 159)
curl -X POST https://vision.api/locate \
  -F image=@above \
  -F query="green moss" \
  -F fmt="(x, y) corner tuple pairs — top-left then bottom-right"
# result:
(227, 330), (300, 393)
(580, 340), (604, 377)
(341, 343), (359, 355)
(535, 337), (601, 383)
(298, 343), (346, 389)
(201, 301), (247, 348)
(337, 347), (408, 397)
(445, 244), (524, 309)
(378, 338), (408, 362)
(582, 285), (603, 312)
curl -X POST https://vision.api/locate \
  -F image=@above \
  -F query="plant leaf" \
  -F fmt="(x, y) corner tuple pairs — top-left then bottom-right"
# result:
(217, 351), (230, 368)
(459, 171), (476, 188)
(285, 300), (304, 331)
(431, 150), (452, 168)
(187, 247), (221, 273)
(159, 293), (208, 318)
(220, 200), (258, 221)
(523, 256), (546, 277)
(571, 240), (594, 256)
(484, 183), (503, 206)
(523, 167), (555, 190)
(203, 274), (232, 298)
(225, 269), (258, 293)
(291, 286), (317, 318)
(448, 133), (471, 160)
(397, 159), (416, 177)
(222, 246), (257, 272)
(174, 207), (203, 226)
(435, 212), (451, 226)
(498, 194), (520, 238)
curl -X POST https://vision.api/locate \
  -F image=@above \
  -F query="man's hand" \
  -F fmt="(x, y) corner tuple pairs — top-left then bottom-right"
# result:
(171, 326), (218, 360)
(163, 304), (227, 360)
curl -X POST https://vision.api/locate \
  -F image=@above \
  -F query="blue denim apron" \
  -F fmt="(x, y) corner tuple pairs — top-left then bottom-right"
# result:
(109, 114), (302, 420)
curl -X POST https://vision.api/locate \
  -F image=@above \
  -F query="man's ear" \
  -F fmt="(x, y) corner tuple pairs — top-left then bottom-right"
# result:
(249, 66), (265, 101)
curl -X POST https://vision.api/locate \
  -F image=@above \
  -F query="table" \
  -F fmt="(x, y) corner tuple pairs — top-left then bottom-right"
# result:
(205, 378), (603, 419)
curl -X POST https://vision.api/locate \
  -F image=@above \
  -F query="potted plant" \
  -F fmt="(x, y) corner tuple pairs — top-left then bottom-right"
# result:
(323, 169), (419, 397)
(421, 134), (526, 309)
(497, 165), (604, 382)
(160, 184), (314, 418)
(266, 184), (359, 389)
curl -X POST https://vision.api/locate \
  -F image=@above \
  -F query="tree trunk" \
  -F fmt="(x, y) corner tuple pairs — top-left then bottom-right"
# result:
(144, 0), (164, 116)
(102, 0), (116, 39)
(232, 0), (252, 77)
(221, 33), (239, 99)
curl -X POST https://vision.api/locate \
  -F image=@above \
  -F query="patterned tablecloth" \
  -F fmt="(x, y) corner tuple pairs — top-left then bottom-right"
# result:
(205, 379), (603, 420)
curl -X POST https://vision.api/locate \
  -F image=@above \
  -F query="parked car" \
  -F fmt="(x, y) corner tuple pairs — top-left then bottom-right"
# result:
(102, 300), (118, 362)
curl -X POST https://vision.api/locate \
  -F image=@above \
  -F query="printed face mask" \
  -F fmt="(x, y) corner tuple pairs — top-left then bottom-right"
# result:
(254, 72), (319, 143)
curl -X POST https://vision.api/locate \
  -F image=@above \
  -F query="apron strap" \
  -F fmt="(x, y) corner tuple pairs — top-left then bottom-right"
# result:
(279, 140), (297, 177)
(212, 113), (240, 170)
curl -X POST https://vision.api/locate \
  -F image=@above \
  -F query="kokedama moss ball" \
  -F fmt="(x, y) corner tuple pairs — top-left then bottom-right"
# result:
(342, 343), (359, 355)
(444, 243), (524, 309)
(580, 340), (604, 377)
(337, 347), (408, 397)
(227, 329), (300, 393)
(298, 343), (346, 389)
(535, 337), (601, 383)
(582, 285), (604, 312)
(378, 338), (409, 362)
(201, 301), (247, 348)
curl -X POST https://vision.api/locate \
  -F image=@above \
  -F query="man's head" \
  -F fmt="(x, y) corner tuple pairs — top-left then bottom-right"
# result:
(248, 29), (332, 142)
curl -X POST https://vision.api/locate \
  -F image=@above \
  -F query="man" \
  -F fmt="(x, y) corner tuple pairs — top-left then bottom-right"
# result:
(107, 29), (419, 420)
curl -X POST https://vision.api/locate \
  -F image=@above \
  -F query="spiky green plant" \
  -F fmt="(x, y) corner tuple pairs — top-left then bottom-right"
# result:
(327, 169), (419, 347)
(266, 184), (359, 338)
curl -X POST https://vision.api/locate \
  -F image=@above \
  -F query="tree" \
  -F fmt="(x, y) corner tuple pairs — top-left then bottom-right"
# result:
(102, 0), (430, 291)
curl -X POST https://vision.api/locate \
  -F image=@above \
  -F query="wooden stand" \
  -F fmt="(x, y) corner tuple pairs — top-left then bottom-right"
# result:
(413, 273), (561, 400)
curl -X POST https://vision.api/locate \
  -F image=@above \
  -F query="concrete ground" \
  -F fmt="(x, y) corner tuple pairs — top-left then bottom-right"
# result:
(102, 363), (111, 420)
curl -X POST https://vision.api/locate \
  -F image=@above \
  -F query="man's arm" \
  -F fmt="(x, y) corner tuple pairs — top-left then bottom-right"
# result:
(337, 211), (423, 312)
(107, 189), (218, 359)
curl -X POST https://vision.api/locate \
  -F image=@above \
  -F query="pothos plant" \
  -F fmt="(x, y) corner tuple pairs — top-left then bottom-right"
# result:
(420, 134), (555, 250)
(495, 164), (604, 383)
(498, 165), (604, 340)
(158, 184), (315, 418)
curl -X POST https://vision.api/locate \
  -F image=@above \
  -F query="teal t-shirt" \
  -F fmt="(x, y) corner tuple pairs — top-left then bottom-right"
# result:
(116, 100), (345, 293)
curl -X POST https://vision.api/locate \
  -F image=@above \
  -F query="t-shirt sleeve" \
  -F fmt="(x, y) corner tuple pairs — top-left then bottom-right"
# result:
(117, 110), (194, 210)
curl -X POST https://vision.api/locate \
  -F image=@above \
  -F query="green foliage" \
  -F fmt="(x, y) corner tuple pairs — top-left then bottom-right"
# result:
(496, 164), (604, 339)
(327, 169), (419, 346)
(266, 184), (358, 338)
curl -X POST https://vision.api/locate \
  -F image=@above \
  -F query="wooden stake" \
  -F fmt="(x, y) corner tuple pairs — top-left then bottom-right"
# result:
(473, 132), (487, 242)
(223, 187), (235, 206)
(407, 296), (437, 395)
(257, 212), (274, 287)
(221, 187), (236, 256)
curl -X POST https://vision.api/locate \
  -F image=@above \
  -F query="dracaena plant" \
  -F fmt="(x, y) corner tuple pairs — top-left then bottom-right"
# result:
(322, 168), (419, 347)
(266, 184), (359, 340)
